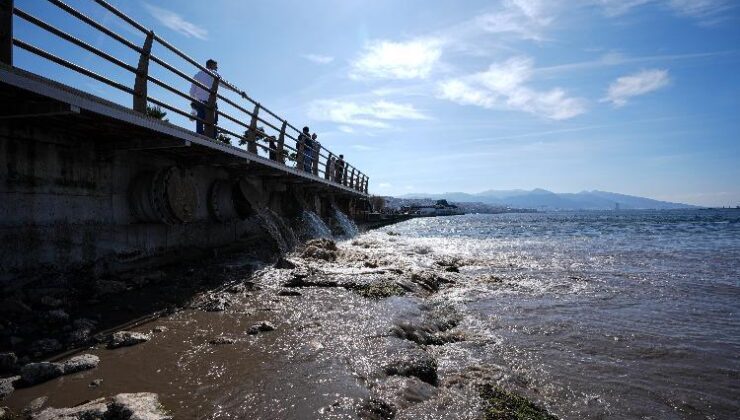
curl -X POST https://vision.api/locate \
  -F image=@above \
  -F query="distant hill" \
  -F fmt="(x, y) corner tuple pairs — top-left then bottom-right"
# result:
(399, 189), (698, 210)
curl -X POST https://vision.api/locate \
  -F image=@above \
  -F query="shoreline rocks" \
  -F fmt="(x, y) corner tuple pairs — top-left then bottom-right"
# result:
(31, 392), (171, 420)
(61, 354), (100, 375)
(247, 321), (275, 335)
(108, 331), (151, 349)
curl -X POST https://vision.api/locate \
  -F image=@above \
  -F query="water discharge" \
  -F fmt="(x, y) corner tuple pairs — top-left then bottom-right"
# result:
(333, 207), (360, 238)
(255, 207), (298, 253)
(297, 210), (333, 240)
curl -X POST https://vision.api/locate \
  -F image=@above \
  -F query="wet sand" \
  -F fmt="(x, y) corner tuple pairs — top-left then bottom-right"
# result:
(1, 233), (553, 419)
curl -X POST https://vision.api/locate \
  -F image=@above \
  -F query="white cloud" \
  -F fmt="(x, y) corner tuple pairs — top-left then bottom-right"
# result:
(350, 38), (443, 80)
(302, 54), (334, 64)
(603, 69), (670, 107)
(438, 56), (587, 120)
(144, 4), (208, 40)
(308, 100), (430, 128)
(378, 182), (392, 189)
(667, 0), (735, 21)
(475, 0), (554, 40)
(595, 0), (735, 23)
(352, 144), (377, 151)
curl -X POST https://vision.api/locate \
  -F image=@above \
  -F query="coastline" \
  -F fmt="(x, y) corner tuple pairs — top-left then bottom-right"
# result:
(0, 227), (556, 419)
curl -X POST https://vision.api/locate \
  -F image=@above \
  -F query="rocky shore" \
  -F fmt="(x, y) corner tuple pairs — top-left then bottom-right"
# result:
(0, 233), (557, 419)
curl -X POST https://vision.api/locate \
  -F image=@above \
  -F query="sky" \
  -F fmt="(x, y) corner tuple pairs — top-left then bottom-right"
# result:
(11, 0), (740, 206)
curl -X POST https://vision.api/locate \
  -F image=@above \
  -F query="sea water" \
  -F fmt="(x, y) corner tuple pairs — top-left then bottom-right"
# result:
(371, 209), (740, 418)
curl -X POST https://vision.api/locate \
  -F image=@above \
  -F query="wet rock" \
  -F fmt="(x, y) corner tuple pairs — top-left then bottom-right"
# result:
(67, 327), (92, 346)
(151, 326), (168, 333)
(209, 336), (236, 345)
(32, 398), (108, 420)
(46, 309), (69, 323)
(391, 322), (464, 346)
(0, 376), (18, 400)
(20, 362), (64, 386)
(61, 354), (100, 374)
(23, 396), (48, 417)
(0, 353), (18, 374)
(384, 351), (438, 386)
(108, 392), (172, 420)
(89, 378), (103, 388)
(278, 289), (302, 297)
(357, 398), (396, 420)
(274, 257), (296, 269)
(199, 293), (232, 312)
(95, 279), (128, 296)
(409, 271), (453, 292)
(363, 260), (379, 268)
(39, 296), (63, 308)
(283, 271), (339, 288)
(301, 245), (337, 262)
(72, 318), (98, 331)
(371, 376), (438, 410)
(226, 283), (246, 294)
(479, 384), (557, 420)
(247, 321), (276, 335)
(354, 281), (405, 299)
(30, 339), (62, 355)
(306, 238), (338, 251)
(444, 265), (460, 273)
(108, 331), (151, 349)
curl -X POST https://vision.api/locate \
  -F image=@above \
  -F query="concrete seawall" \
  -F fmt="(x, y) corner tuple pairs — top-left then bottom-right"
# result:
(0, 122), (365, 280)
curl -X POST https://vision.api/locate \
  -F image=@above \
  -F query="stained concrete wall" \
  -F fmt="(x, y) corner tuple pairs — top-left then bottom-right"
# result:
(0, 124), (267, 280)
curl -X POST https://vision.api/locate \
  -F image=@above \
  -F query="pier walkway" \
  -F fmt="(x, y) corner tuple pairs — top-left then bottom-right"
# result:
(0, 0), (369, 197)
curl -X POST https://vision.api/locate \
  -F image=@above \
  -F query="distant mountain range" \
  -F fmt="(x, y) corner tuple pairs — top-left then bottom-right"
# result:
(398, 189), (698, 210)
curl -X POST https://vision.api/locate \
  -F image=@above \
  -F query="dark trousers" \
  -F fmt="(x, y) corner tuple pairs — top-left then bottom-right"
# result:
(192, 101), (217, 138)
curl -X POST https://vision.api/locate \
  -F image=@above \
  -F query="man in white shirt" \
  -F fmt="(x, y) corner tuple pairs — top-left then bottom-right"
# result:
(190, 59), (219, 137)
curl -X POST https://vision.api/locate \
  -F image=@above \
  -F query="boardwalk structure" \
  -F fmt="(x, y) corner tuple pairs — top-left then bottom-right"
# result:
(0, 0), (371, 276)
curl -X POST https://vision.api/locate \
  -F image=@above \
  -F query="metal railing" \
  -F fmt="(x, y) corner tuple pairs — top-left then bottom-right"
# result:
(0, 0), (369, 194)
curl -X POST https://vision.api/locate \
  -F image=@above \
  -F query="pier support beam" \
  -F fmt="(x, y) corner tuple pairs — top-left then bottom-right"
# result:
(0, 0), (12, 66)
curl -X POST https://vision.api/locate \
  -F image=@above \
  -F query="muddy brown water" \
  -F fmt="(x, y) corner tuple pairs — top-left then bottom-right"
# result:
(4, 248), (487, 419)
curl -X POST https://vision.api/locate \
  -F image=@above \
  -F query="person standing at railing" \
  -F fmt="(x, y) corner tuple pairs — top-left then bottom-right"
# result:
(298, 126), (313, 172)
(189, 59), (219, 138)
(311, 133), (321, 175)
(325, 155), (335, 180)
(335, 154), (345, 184)
(296, 126), (309, 170)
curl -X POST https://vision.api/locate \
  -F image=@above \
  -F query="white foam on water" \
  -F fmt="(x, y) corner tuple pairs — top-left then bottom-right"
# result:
(333, 208), (359, 238)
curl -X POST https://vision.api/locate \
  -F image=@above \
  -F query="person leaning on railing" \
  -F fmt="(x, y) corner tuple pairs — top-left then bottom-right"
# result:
(335, 154), (345, 184)
(189, 59), (219, 138)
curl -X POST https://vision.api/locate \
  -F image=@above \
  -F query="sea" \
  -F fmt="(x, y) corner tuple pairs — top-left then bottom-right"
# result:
(371, 209), (739, 418)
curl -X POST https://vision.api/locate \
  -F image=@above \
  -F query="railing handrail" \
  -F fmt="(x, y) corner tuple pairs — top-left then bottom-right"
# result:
(4, 0), (369, 193)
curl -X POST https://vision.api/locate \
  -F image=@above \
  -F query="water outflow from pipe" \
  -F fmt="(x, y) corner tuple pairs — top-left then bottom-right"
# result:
(297, 210), (333, 240)
(255, 207), (299, 253)
(333, 208), (360, 238)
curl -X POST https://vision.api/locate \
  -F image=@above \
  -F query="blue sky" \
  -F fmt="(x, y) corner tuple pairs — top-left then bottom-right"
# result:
(11, 0), (740, 206)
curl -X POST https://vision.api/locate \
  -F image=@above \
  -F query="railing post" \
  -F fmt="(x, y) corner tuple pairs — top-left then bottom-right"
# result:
(246, 103), (260, 154)
(349, 168), (355, 189)
(296, 133), (304, 170)
(365, 177), (369, 193)
(204, 75), (219, 139)
(133, 30), (154, 113)
(277, 120), (286, 164)
(0, 0), (12, 66)
(312, 143), (320, 175)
